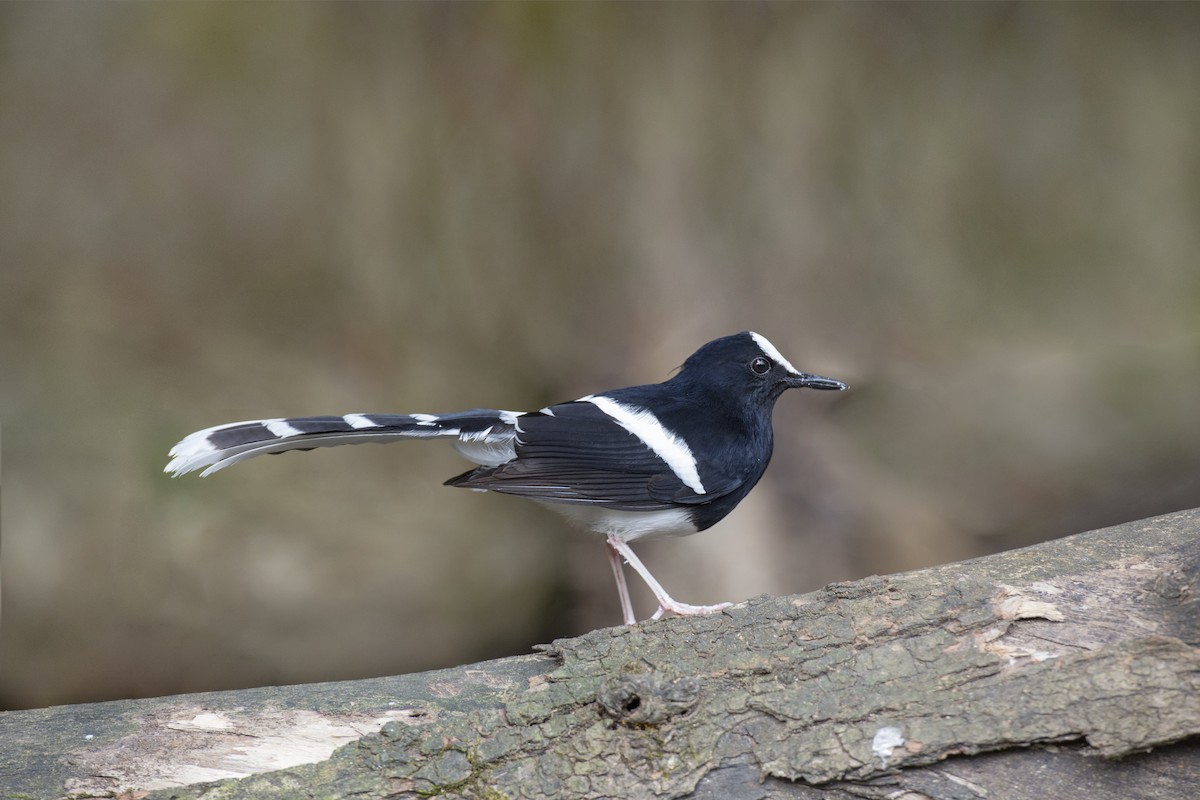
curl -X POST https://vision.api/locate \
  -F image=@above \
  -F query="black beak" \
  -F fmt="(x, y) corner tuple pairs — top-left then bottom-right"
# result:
(786, 372), (847, 391)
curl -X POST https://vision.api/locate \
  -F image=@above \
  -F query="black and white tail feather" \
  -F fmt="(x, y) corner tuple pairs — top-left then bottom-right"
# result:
(165, 331), (846, 625)
(166, 410), (522, 478)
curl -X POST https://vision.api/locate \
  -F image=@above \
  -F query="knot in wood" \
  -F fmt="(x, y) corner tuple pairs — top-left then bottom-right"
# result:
(1152, 567), (1194, 600)
(597, 672), (701, 726)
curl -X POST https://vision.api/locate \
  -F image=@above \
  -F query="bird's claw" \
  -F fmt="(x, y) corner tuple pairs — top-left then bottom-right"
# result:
(650, 600), (734, 620)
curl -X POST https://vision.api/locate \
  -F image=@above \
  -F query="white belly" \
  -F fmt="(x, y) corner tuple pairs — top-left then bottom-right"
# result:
(545, 504), (698, 542)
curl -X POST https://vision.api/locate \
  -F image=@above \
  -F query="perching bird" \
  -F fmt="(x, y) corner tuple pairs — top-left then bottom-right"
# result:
(166, 331), (846, 625)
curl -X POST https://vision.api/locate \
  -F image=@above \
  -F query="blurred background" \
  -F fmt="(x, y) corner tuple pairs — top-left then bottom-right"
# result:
(2, 3), (1199, 711)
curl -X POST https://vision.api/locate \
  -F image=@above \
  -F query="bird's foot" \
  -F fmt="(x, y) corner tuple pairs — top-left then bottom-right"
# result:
(650, 599), (734, 621)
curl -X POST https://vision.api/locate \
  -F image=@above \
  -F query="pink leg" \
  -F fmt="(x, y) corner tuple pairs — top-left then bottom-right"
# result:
(606, 541), (637, 625)
(606, 534), (732, 622)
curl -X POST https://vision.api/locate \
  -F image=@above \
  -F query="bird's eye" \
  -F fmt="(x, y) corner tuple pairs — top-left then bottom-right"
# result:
(750, 357), (771, 375)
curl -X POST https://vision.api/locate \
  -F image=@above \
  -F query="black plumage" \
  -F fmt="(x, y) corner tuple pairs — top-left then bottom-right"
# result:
(167, 331), (845, 624)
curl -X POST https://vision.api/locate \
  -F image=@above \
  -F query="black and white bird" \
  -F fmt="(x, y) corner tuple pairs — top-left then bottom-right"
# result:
(166, 331), (846, 625)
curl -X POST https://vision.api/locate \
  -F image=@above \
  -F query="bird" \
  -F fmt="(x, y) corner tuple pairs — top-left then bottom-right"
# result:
(166, 331), (846, 625)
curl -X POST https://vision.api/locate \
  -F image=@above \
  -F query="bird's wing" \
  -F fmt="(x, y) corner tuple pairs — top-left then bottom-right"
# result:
(444, 400), (747, 511)
(166, 410), (520, 477)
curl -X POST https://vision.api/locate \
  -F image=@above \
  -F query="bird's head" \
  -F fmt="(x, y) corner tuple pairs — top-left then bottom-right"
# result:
(676, 331), (846, 406)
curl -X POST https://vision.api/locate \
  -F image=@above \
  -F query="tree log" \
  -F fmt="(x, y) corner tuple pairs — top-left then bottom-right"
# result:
(3, 509), (1199, 799)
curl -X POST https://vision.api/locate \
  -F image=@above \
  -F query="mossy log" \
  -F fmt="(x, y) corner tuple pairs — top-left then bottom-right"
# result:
(3, 509), (1199, 800)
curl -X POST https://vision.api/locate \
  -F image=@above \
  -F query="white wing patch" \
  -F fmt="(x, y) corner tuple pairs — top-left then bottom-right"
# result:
(580, 395), (706, 495)
(749, 331), (800, 374)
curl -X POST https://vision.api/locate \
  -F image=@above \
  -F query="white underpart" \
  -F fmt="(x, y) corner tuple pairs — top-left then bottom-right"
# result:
(552, 505), (696, 543)
(343, 413), (379, 429)
(748, 331), (800, 374)
(580, 395), (706, 495)
(263, 419), (303, 439)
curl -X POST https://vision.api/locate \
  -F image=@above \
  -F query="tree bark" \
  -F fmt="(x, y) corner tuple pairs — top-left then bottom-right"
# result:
(4, 509), (1199, 800)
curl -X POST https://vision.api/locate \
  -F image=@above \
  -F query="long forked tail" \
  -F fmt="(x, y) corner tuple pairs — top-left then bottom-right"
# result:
(165, 410), (521, 477)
